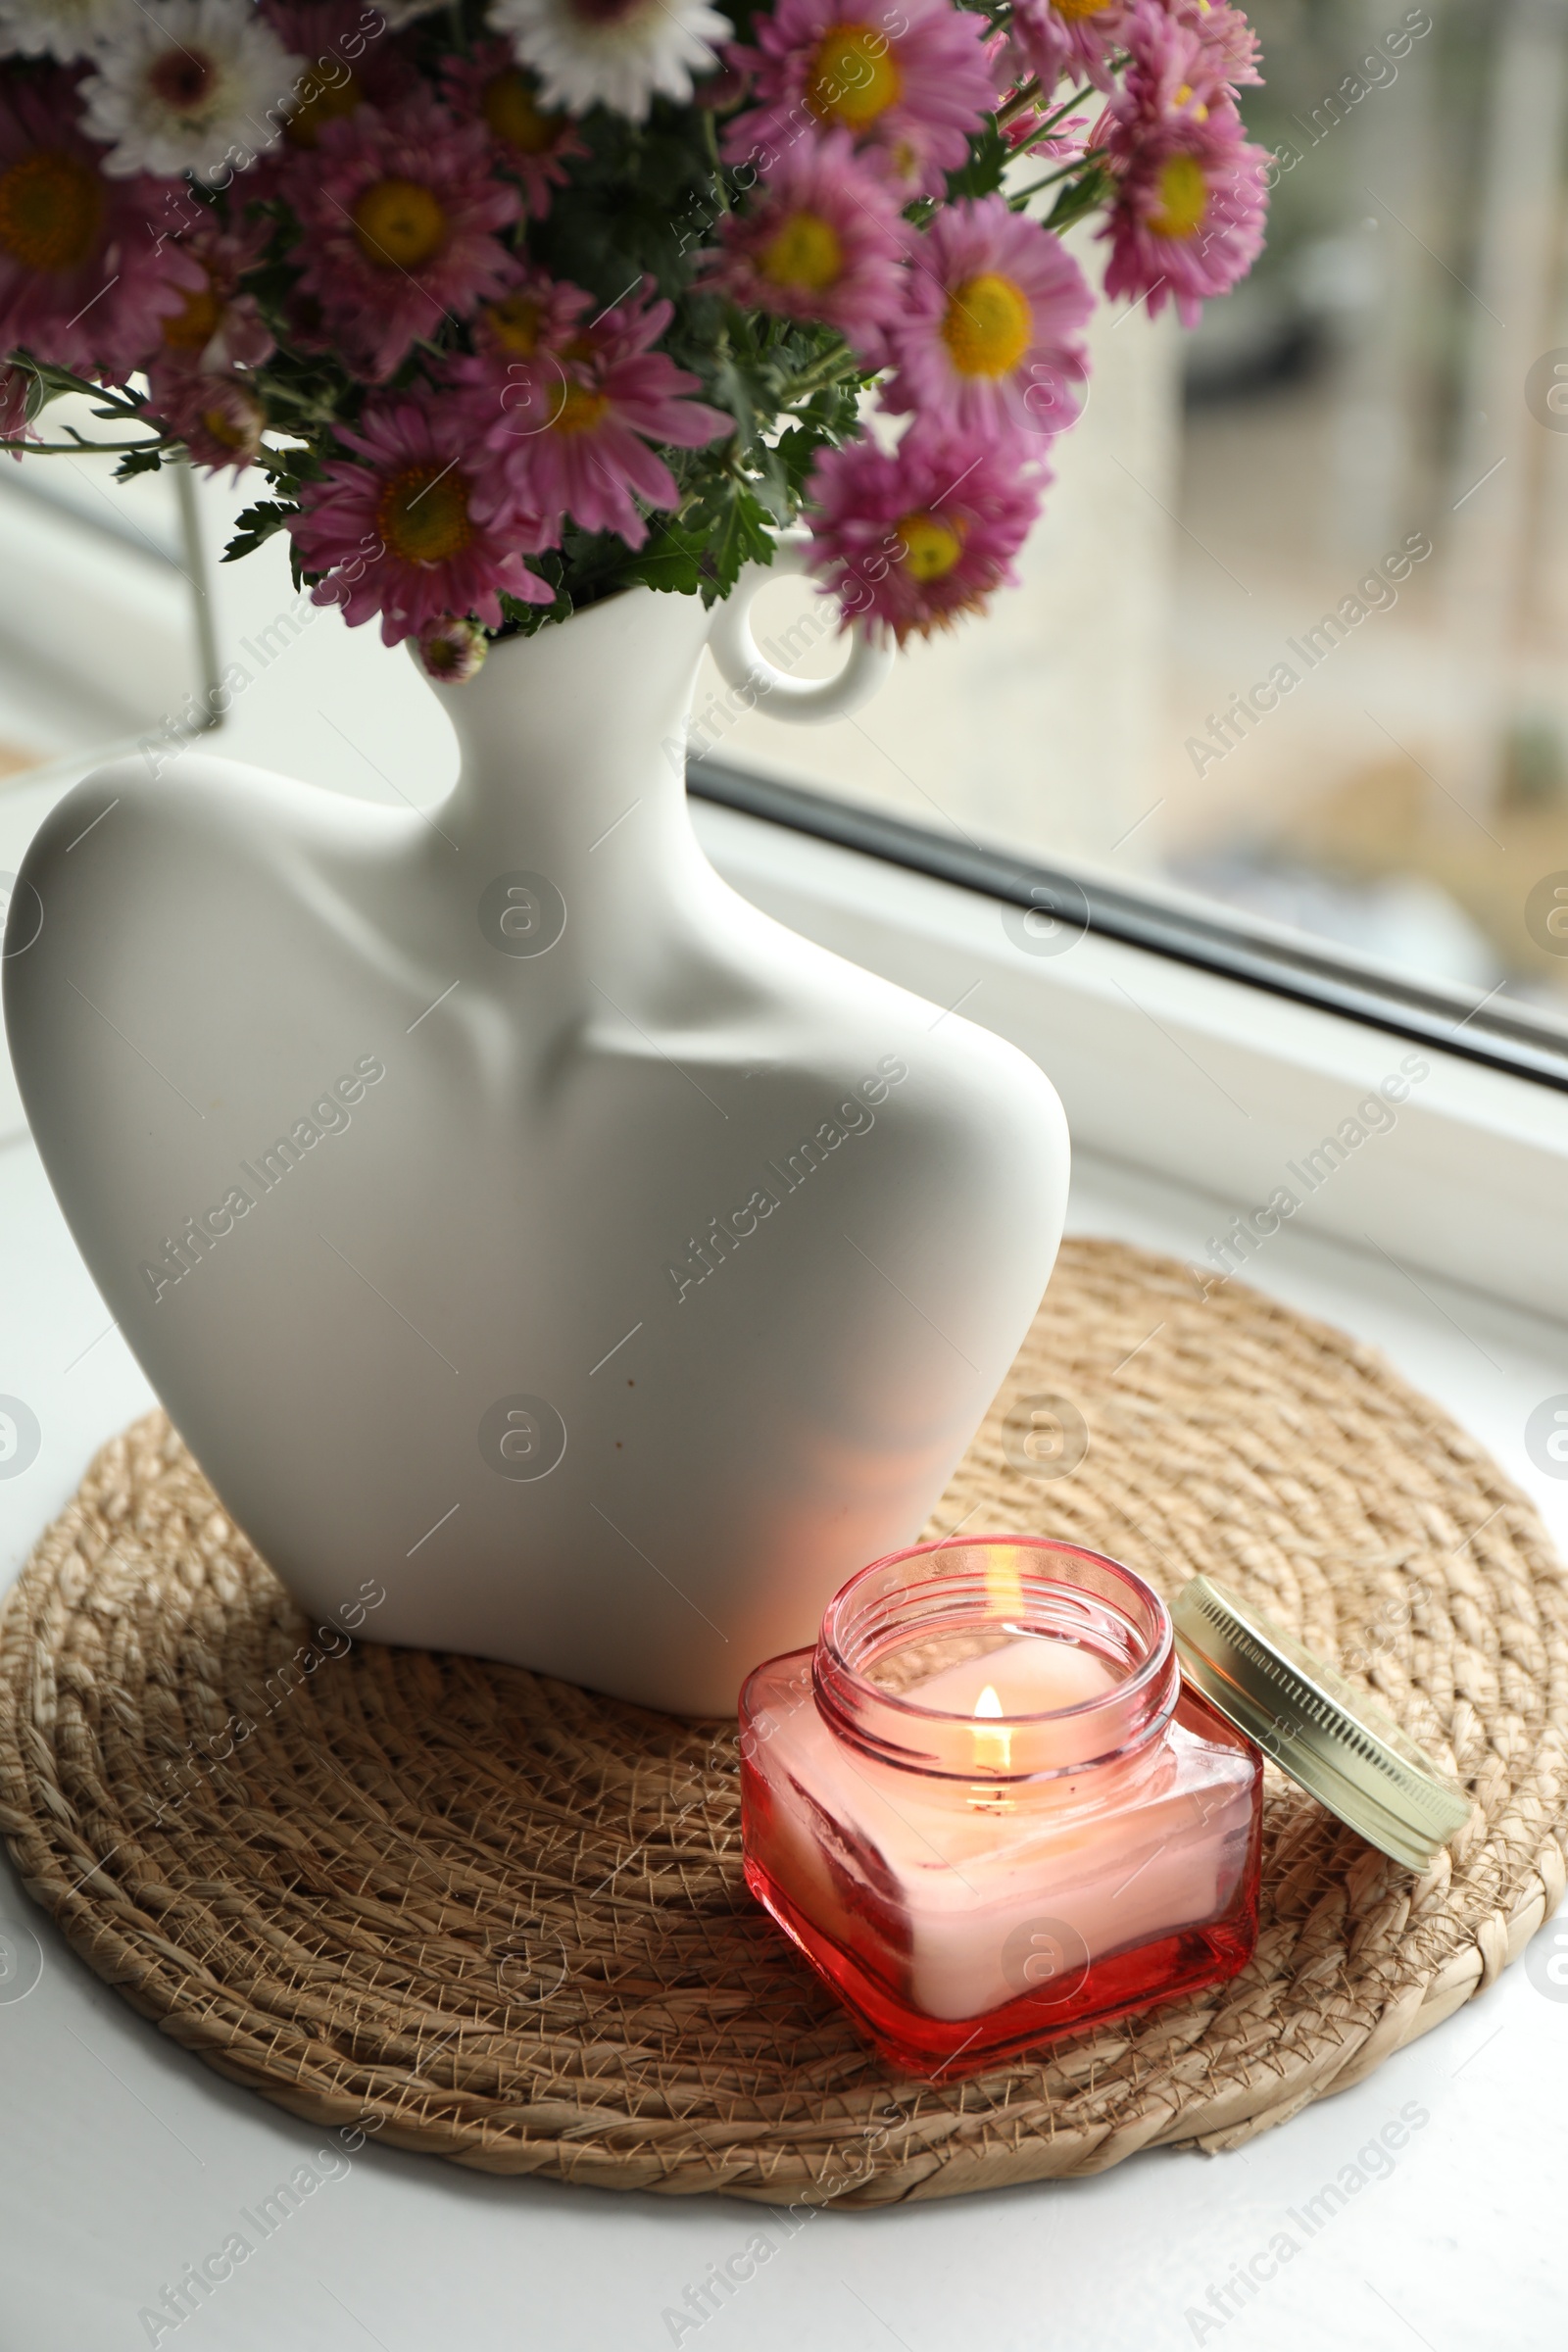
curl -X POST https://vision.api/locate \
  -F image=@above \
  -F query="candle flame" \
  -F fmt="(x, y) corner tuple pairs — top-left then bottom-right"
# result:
(971, 1683), (1010, 1772)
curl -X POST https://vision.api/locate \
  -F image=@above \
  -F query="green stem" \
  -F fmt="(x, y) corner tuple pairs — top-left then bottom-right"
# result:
(248, 374), (343, 429)
(1011, 80), (1096, 146)
(5, 433), (177, 457)
(1008, 147), (1107, 208)
(703, 109), (730, 212)
(8, 358), (149, 421)
(994, 74), (1040, 128)
(85, 393), (152, 421)
(778, 339), (859, 404)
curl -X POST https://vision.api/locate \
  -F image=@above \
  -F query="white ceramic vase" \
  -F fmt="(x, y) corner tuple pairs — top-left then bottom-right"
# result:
(4, 575), (1069, 1713)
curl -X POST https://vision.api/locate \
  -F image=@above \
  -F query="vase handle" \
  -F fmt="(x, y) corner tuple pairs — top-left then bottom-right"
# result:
(708, 539), (895, 724)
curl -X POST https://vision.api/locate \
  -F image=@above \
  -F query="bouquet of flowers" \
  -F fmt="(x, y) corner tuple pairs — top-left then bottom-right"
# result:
(0, 0), (1267, 679)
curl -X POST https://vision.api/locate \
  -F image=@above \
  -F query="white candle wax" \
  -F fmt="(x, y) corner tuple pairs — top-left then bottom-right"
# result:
(757, 1637), (1256, 2022)
(909, 1635), (1121, 1720)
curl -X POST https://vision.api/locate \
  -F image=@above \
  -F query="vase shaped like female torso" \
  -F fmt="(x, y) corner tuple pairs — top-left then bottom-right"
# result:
(5, 587), (1068, 1712)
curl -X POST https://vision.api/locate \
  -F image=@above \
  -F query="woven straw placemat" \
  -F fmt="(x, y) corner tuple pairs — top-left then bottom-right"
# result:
(2, 1236), (1565, 2204)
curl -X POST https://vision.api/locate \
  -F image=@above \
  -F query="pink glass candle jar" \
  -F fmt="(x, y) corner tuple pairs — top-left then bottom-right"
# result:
(739, 1536), (1263, 2072)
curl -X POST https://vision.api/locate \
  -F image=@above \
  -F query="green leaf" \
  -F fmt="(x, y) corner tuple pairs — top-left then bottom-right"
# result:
(710, 350), (762, 455)
(223, 501), (293, 564)
(748, 444), (794, 527)
(19, 372), (69, 426)
(946, 123), (1011, 202)
(623, 529), (706, 596)
(113, 442), (168, 481)
(498, 576), (572, 637)
(680, 481), (775, 603)
(1043, 163), (1112, 234)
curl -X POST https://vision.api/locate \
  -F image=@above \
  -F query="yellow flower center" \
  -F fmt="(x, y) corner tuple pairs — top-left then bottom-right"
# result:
(941, 271), (1032, 378)
(200, 394), (259, 452)
(375, 463), (472, 563)
(807, 24), (903, 130)
(896, 511), (963, 580)
(1052, 0), (1114, 18)
(482, 70), (564, 157)
(1149, 152), (1209, 238)
(288, 71), (362, 148)
(0, 150), (102, 273)
(162, 271), (222, 351)
(421, 625), (478, 680)
(484, 294), (544, 356)
(760, 210), (844, 294)
(352, 177), (449, 270)
(550, 382), (611, 434)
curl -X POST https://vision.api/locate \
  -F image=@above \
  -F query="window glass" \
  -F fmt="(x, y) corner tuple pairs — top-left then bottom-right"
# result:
(0, 396), (205, 775)
(693, 0), (1568, 1024)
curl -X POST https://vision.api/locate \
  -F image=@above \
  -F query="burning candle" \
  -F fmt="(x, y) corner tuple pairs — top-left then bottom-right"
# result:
(739, 1536), (1263, 2073)
(918, 1638), (1122, 1722)
(971, 1683), (1009, 1775)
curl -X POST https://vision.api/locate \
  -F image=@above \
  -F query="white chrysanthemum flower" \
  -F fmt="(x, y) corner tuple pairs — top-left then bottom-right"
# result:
(0, 0), (122, 63)
(489, 0), (730, 122)
(79, 0), (304, 185)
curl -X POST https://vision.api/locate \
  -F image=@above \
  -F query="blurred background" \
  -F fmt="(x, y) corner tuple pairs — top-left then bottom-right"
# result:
(6, 0), (1568, 1022)
(710, 0), (1568, 1020)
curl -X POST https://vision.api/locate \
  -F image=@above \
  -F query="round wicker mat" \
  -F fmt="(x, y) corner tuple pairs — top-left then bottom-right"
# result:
(3, 1236), (1566, 2205)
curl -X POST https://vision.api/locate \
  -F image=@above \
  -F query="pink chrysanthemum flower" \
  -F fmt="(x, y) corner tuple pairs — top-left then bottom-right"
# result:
(806, 426), (1045, 644)
(0, 64), (202, 380)
(1161, 0), (1261, 92)
(1101, 92), (1269, 324)
(884, 196), (1092, 441)
(143, 214), (274, 480)
(151, 211), (274, 373)
(262, 0), (420, 151)
(1114, 0), (1252, 126)
(705, 127), (906, 361)
(440, 39), (584, 217)
(0, 354), (37, 455)
(290, 389), (559, 644)
(444, 267), (593, 439)
(723, 0), (996, 198)
(469, 269), (593, 364)
(284, 91), (521, 381)
(1006, 0), (1132, 99)
(495, 282), (731, 548)
(418, 615), (488, 682)
(148, 368), (266, 478)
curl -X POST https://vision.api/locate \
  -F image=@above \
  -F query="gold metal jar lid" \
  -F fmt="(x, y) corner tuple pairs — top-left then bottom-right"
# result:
(1171, 1574), (1471, 1871)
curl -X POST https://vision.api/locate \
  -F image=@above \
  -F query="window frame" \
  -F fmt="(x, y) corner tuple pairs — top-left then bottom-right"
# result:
(689, 758), (1568, 1098)
(690, 769), (1568, 1327)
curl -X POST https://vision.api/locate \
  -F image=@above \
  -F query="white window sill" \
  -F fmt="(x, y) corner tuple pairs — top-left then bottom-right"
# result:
(2, 745), (1564, 2349)
(694, 796), (1568, 1324)
(1, 1093), (1565, 2350)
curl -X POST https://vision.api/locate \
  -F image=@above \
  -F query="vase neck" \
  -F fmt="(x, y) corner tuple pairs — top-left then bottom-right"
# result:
(424, 587), (715, 882)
